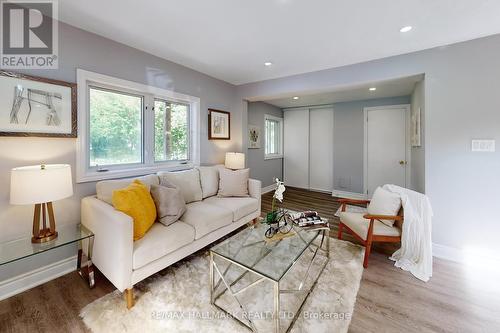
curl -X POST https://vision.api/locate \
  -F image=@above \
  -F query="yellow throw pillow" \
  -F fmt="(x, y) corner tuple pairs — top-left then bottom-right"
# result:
(112, 180), (157, 241)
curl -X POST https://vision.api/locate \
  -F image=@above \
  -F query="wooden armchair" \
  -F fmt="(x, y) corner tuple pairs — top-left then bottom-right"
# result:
(337, 198), (403, 268)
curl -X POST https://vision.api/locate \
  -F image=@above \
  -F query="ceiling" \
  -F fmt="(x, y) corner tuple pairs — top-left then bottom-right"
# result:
(59, 1), (500, 85)
(262, 75), (423, 108)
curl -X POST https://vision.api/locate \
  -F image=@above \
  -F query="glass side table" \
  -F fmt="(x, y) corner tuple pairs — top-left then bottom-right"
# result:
(0, 224), (95, 288)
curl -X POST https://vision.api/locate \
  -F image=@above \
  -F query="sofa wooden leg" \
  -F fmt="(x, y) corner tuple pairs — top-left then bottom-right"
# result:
(337, 223), (343, 240)
(125, 288), (134, 309)
(363, 242), (372, 268)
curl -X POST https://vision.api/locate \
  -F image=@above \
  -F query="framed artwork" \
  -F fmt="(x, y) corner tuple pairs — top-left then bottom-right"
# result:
(411, 106), (421, 147)
(248, 125), (261, 149)
(208, 109), (230, 140)
(0, 70), (77, 138)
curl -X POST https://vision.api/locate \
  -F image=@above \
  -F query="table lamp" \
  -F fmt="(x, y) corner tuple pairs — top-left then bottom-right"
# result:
(10, 164), (73, 243)
(225, 152), (245, 170)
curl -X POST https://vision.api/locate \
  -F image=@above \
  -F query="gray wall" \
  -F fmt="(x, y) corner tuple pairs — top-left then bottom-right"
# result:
(0, 22), (241, 281)
(411, 80), (425, 193)
(333, 96), (411, 194)
(247, 102), (283, 187)
(237, 33), (500, 255)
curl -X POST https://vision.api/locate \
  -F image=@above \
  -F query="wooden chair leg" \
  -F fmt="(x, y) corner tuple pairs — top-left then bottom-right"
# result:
(363, 241), (372, 268)
(337, 223), (344, 240)
(363, 219), (375, 269)
(125, 288), (134, 309)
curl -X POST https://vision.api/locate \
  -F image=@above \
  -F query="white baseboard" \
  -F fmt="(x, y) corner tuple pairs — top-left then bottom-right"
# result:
(0, 255), (77, 301)
(262, 184), (277, 194)
(432, 243), (464, 263)
(331, 190), (367, 200)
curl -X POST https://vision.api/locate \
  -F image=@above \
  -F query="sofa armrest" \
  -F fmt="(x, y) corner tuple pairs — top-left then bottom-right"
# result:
(81, 196), (133, 291)
(249, 179), (261, 212)
(248, 178), (261, 199)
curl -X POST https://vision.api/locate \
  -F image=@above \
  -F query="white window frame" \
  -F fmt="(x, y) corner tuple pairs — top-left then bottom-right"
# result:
(76, 69), (200, 183)
(264, 114), (284, 160)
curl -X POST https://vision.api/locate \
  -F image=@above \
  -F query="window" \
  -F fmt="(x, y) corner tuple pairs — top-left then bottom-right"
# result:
(154, 100), (189, 162)
(89, 87), (143, 167)
(265, 114), (283, 159)
(77, 69), (200, 183)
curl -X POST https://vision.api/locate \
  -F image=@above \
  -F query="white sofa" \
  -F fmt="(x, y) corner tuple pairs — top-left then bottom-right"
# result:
(81, 166), (261, 308)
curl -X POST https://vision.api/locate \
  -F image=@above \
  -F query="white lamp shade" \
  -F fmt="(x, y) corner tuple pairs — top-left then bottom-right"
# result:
(10, 164), (73, 205)
(225, 152), (245, 170)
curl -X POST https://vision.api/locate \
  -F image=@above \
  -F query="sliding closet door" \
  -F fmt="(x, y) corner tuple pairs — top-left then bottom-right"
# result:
(284, 108), (309, 189)
(309, 108), (334, 191)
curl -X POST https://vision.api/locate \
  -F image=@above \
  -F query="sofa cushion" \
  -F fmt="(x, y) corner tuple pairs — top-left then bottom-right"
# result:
(133, 222), (195, 270)
(367, 187), (402, 227)
(197, 166), (219, 198)
(204, 196), (259, 221)
(158, 169), (202, 203)
(179, 201), (233, 239)
(218, 168), (250, 197)
(150, 183), (186, 227)
(96, 174), (159, 205)
(339, 212), (401, 240)
(112, 180), (157, 241)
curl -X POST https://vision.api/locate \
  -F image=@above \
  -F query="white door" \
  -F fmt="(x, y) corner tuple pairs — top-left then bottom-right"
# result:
(309, 108), (334, 192)
(365, 105), (409, 197)
(284, 108), (309, 188)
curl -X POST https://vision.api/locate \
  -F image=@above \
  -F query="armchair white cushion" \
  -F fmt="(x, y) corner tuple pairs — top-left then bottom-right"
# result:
(339, 212), (401, 240)
(367, 186), (402, 227)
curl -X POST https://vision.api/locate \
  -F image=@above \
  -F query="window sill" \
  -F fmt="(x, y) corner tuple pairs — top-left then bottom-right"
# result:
(76, 162), (196, 183)
(264, 155), (283, 160)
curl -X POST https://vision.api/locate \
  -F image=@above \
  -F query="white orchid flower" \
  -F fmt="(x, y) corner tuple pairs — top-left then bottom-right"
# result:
(273, 178), (286, 202)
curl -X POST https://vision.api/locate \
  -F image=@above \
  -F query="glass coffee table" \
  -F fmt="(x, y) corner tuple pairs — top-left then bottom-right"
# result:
(210, 217), (330, 333)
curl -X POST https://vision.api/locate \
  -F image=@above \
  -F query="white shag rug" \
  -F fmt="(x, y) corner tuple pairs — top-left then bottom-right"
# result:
(81, 238), (363, 333)
(334, 204), (367, 217)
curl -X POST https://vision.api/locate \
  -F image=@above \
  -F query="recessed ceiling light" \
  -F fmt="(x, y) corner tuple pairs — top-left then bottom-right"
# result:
(369, 87), (376, 91)
(293, 96), (299, 100)
(400, 26), (412, 33)
(264, 61), (273, 66)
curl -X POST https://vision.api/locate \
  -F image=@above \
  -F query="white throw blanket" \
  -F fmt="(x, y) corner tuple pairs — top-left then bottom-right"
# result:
(383, 184), (433, 282)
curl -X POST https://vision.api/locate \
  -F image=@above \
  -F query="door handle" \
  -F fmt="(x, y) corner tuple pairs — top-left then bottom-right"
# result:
(399, 160), (407, 165)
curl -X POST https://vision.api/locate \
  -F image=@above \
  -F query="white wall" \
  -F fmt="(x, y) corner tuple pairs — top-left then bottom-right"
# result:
(237, 34), (500, 258)
(247, 102), (283, 187)
(332, 96), (411, 194)
(0, 22), (241, 281)
(411, 80), (425, 193)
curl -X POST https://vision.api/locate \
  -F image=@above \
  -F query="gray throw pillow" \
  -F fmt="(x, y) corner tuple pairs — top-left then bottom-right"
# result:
(150, 182), (186, 227)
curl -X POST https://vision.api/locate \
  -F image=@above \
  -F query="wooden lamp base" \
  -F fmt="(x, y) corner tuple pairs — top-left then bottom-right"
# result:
(32, 202), (58, 244)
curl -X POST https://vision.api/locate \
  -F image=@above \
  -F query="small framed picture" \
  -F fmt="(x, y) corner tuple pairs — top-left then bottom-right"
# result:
(248, 125), (261, 148)
(0, 70), (77, 137)
(208, 109), (230, 140)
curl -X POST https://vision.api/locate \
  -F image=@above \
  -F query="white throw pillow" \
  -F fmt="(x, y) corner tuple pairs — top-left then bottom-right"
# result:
(367, 187), (402, 227)
(158, 169), (202, 203)
(96, 174), (159, 205)
(218, 168), (250, 197)
(197, 166), (219, 198)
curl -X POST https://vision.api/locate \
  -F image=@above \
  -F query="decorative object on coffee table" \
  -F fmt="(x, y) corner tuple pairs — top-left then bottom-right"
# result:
(224, 152), (245, 170)
(0, 70), (77, 137)
(262, 178), (291, 238)
(10, 164), (73, 243)
(208, 108), (230, 139)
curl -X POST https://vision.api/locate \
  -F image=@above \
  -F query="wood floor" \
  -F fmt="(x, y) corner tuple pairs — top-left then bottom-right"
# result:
(1, 187), (499, 332)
